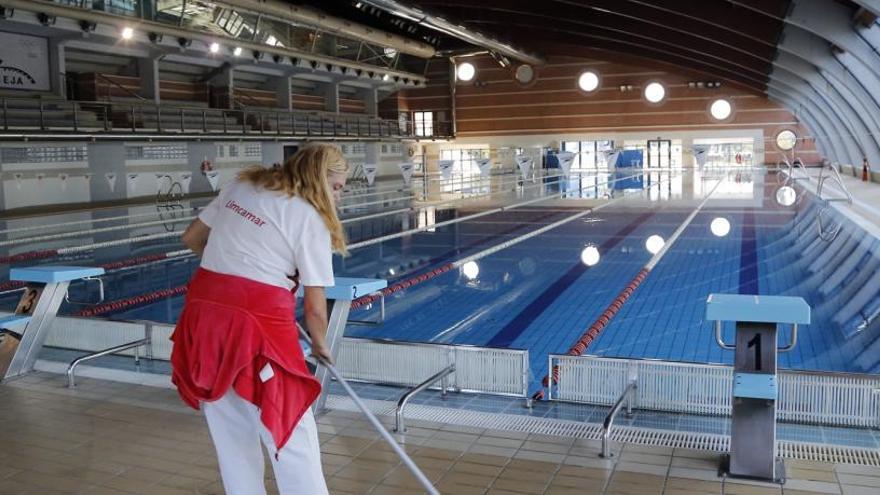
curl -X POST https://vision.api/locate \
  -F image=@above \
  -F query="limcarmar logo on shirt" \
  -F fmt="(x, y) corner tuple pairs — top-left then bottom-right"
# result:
(225, 200), (267, 227)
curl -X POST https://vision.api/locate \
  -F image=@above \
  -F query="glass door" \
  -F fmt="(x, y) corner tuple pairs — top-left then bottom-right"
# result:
(647, 139), (672, 168)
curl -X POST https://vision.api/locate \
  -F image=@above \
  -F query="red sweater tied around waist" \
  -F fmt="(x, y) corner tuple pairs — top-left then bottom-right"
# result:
(171, 268), (320, 451)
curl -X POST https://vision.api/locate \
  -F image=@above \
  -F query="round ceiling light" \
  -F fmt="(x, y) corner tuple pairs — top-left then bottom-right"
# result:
(457, 62), (476, 82)
(578, 71), (600, 92)
(776, 129), (797, 151)
(515, 64), (535, 85)
(710, 98), (732, 120)
(644, 82), (666, 103)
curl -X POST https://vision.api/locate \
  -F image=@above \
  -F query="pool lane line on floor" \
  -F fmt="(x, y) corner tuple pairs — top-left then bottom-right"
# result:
(0, 169), (594, 265)
(486, 211), (657, 348)
(349, 173), (684, 312)
(4, 170), (646, 270)
(346, 171), (647, 250)
(535, 175), (726, 400)
(739, 209), (759, 295)
(77, 172), (677, 319)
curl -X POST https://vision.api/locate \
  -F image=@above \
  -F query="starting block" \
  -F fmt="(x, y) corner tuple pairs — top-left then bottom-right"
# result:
(296, 277), (387, 412)
(1, 266), (104, 381)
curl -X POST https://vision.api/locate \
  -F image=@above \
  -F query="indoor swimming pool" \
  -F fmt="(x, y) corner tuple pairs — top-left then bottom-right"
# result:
(2, 169), (878, 398)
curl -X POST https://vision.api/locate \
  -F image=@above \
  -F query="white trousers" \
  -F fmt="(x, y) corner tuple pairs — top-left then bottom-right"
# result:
(202, 389), (329, 495)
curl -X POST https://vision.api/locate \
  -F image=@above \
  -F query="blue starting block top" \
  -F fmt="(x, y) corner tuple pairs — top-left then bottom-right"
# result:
(295, 278), (387, 301)
(733, 373), (778, 400)
(10, 266), (105, 284)
(705, 294), (810, 325)
(0, 315), (31, 330)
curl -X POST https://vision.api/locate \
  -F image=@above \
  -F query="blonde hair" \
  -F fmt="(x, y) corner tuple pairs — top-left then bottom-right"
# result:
(239, 143), (349, 255)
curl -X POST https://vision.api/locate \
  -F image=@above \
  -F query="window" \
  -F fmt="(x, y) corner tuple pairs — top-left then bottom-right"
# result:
(439, 147), (490, 193)
(126, 144), (187, 161)
(244, 144), (262, 157)
(414, 111), (433, 137)
(560, 140), (614, 170)
(694, 138), (754, 167)
(2, 145), (88, 164)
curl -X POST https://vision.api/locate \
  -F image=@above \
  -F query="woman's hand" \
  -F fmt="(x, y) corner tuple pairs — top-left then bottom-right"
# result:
(310, 340), (334, 365)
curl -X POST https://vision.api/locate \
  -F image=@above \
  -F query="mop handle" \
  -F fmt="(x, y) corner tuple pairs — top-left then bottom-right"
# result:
(297, 325), (441, 495)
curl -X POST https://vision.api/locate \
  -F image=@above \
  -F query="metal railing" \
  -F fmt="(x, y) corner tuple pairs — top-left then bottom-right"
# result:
(394, 364), (455, 433)
(94, 73), (147, 102)
(816, 162), (854, 242)
(34, 317), (529, 398)
(600, 380), (637, 458)
(60, 319), (154, 387)
(339, 337), (530, 398)
(0, 95), (453, 139)
(548, 354), (880, 428)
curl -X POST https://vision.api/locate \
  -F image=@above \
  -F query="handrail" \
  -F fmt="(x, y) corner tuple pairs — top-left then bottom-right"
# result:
(817, 162), (853, 204)
(815, 161), (852, 242)
(394, 364), (456, 433)
(600, 380), (637, 458)
(0, 94), (459, 139)
(67, 337), (151, 387)
(95, 73), (147, 102)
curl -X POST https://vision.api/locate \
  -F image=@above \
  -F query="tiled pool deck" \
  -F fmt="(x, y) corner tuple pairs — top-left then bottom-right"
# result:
(2, 371), (879, 495)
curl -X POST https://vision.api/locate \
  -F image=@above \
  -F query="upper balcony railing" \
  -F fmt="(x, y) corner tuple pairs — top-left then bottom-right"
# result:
(0, 96), (454, 140)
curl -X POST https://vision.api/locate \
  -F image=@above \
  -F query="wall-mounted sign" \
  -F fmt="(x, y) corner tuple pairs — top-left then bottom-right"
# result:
(0, 32), (50, 91)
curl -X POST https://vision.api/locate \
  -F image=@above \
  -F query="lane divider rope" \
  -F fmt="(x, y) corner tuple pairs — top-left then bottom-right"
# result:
(533, 175), (726, 400)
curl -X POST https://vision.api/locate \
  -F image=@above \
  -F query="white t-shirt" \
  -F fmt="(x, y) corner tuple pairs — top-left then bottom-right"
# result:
(198, 181), (335, 290)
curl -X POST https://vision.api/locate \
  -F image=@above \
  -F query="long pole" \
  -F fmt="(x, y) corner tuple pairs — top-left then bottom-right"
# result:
(297, 325), (440, 495)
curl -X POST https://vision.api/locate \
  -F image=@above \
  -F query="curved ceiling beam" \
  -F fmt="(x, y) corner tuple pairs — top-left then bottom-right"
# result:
(738, 0), (880, 82)
(560, 0), (778, 56)
(833, 50), (880, 111)
(463, 20), (768, 91)
(431, 1), (775, 72)
(444, 6), (770, 80)
(859, 22), (880, 52)
(773, 52), (880, 164)
(769, 90), (840, 162)
(776, 25), (880, 140)
(768, 73), (862, 165)
(771, 65), (876, 164)
(853, 0), (880, 17)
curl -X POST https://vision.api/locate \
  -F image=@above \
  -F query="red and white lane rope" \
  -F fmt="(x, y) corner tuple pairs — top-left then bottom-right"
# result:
(0, 249), (192, 293)
(534, 176), (725, 400)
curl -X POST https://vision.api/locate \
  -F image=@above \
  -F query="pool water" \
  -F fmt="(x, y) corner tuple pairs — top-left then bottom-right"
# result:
(2, 169), (878, 395)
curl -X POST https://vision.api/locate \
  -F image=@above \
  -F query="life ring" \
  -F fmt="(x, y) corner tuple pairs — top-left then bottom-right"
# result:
(200, 160), (213, 173)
